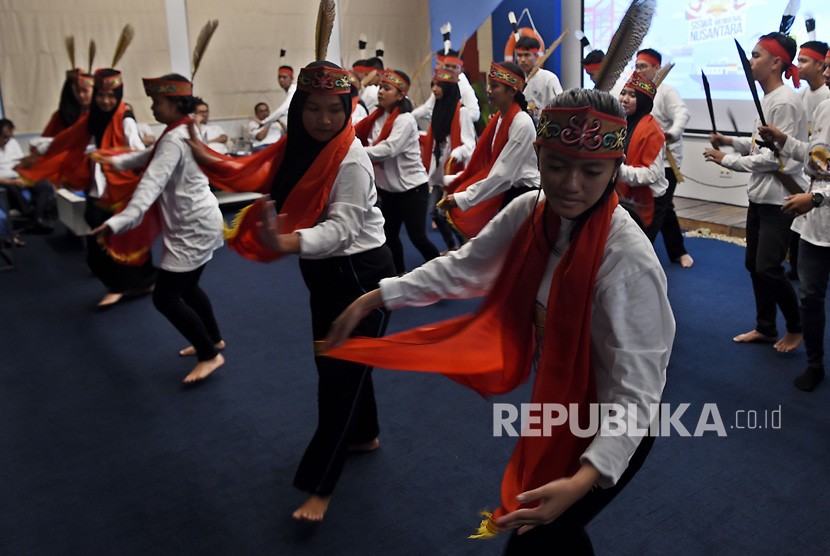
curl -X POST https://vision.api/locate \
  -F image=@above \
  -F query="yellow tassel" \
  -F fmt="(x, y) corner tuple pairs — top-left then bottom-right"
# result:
(468, 511), (501, 540)
(223, 201), (255, 241)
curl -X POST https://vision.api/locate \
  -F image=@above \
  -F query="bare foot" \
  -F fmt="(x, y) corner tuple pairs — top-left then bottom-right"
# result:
(292, 495), (330, 522)
(179, 340), (226, 357)
(182, 353), (224, 384)
(97, 292), (123, 308)
(679, 254), (694, 268)
(349, 438), (380, 453)
(733, 330), (777, 344)
(774, 332), (802, 353)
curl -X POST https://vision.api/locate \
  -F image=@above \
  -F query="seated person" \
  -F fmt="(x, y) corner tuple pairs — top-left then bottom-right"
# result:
(0, 118), (54, 232)
(194, 100), (229, 154)
(247, 102), (284, 152)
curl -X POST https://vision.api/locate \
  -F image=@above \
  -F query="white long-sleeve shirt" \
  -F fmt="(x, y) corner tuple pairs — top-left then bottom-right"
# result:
(618, 123), (669, 198)
(452, 110), (540, 212)
(781, 98), (830, 248)
(361, 84), (379, 114)
(652, 83), (690, 167)
(272, 83), (296, 125)
(426, 105), (477, 187)
(247, 118), (283, 149)
(105, 125), (223, 272)
(296, 138), (386, 259)
(799, 83), (830, 139)
(412, 72), (481, 127)
(0, 137), (24, 179)
(364, 112), (429, 193)
(720, 85), (808, 204)
(523, 68), (563, 122)
(379, 192), (674, 488)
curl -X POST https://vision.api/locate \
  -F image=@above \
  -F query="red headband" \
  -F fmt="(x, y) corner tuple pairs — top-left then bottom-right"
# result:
(433, 68), (459, 83)
(352, 65), (374, 74)
(636, 52), (660, 67)
(758, 38), (800, 88)
(583, 62), (602, 73)
(800, 47), (827, 63)
(515, 47), (540, 54)
(278, 68), (294, 77)
(437, 55), (464, 68)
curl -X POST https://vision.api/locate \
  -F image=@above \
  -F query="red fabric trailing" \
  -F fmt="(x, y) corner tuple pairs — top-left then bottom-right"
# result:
(324, 193), (619, 529)
(446, 102), (521, 238)
(616, 114), (664, 228)
(419, 101), (464, 176)
(199, 124), (357, 263)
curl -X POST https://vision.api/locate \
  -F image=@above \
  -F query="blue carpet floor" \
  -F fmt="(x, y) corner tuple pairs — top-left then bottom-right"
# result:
(1, 218), (828, 555)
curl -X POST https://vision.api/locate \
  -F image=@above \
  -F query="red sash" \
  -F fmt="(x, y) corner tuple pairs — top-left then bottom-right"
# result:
(420, 102), (464, 176)
(198, 124), (358, 263)
(616, 114), (664, 228)
(41, 111), (67, 138)
(354, 107), (399, 147)
(324, 193), (618, 536)
(446, 103), (521, 238)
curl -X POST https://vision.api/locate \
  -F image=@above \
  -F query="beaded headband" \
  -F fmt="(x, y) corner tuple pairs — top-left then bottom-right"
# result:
(381, 69), (409, 94)
(297, 66), (351, 95)
(535, 106), (627, 160)
(142, 78), (193, 97)
(624, 71), (656, 100)
(94, 70), (123, 92)
(488, 61), (525, 91)
(433, 67), (459, 83)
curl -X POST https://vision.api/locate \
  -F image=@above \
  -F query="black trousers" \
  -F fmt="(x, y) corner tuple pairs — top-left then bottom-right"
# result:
(152, 265), (222, 361)
(293, 245), (396, 497)
(658, 167), (689, 260)
(503, 435), (656, 555)
(430, 185), (463, 250)
(0, 180), (55, 223)
(798, 239), (830, 371)
(745, 202), (801, 337)
(84, 199), (157, 294)
(644, 192), (672, 244)
(378, 184), (440, 274)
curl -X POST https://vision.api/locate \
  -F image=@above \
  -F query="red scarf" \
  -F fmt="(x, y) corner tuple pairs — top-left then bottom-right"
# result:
(197, 124), (357, 263)
(420, 101), (464, 176)
(446, 102), (521, 238)
(354, 107), (399, 147)
(41, 111), (67, 138)
(616, 114), (664, 227)
(324, 193), (618, 536)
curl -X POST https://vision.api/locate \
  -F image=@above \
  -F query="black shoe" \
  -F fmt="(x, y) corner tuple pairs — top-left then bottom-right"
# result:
(794, 367), (824, 392)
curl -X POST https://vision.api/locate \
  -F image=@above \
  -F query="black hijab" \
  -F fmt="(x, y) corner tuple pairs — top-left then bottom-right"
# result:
(270, 61), (353, 211)
(58, 79), (85, 129)
(87, 69), (124, 147)
(430, 80), (461, 165)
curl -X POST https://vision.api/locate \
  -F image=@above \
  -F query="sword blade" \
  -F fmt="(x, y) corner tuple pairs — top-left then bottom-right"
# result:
(701, 70), (717, 134)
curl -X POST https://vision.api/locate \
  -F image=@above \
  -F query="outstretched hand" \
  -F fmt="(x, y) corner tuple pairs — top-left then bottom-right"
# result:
(494, 464), (599, 535)
(319, 290), (384, 352)
(256, 199), (301, 254)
